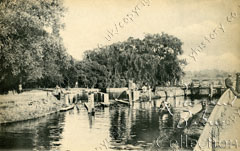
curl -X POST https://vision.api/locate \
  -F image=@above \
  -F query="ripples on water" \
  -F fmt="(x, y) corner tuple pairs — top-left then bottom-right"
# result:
(0, 96), (216, 151)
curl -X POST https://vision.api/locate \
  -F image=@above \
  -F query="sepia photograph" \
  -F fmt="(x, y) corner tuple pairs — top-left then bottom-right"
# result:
(0, 0), (240, 150)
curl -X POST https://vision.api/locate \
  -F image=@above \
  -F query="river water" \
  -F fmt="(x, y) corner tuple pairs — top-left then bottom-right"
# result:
(0, 96), (217, 151)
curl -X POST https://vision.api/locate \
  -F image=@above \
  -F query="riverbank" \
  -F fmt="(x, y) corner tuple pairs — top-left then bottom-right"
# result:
(0, 90), (64, 124)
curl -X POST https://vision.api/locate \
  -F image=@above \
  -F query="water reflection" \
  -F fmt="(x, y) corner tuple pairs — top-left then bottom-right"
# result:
(0, 96), (217, 151)
(0, 113), (65, 150)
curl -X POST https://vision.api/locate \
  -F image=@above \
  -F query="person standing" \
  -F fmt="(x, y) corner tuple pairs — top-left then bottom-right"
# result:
(142, 85), (147, 92)
(18, 84), (22, 93)
(209, 82), (214, 100)
(225, 74), (233, 90)
(225, 74), (240, 100)
(56, 85), (61, 100)
(75, 81), (78, 88)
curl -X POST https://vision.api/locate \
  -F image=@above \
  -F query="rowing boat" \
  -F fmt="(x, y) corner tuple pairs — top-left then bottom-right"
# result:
(115, 99), (130, 105)
(60, 104), (75, 112)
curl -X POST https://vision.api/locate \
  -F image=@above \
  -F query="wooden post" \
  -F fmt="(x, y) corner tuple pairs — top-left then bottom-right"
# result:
(153, 99), (156, 107)
(77, 93), (80, 101)
(97, 93), (101, 102)
(69, 94), (74, 104)
(88, 93), (95, 114)
(128, 80), (133, 90)
(128, 80), (134, 106)
(104, 93), (109, 105)
(64, 94), (68, 105)
(209, 83), (214, 99)
(68, 94), (71, 105)
(148, 86), (152, 102)
(173, 98), (177, 108)
(133, 91), (139, 102)
(74, 94), (78, 104)
(236, 73), (240, 93)
(129, 90), (133, 106)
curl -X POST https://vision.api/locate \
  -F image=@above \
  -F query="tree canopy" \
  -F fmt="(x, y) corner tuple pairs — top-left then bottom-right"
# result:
(76, 33), (186, 89)
(0, 0), (186, 93)
(0, 0), (73, 92)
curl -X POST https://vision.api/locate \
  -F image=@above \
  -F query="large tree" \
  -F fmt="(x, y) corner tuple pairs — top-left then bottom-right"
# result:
(0, 0), (68, 92)
(78, 33), (187, 89)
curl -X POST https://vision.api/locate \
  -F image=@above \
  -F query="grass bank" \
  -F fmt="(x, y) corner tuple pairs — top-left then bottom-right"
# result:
(0, 90), (63, 124)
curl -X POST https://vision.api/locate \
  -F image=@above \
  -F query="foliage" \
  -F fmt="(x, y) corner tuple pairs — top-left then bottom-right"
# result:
(0, 0), (186, 92)
(77, 33), (186, 89)
(0, 0), (71, 92)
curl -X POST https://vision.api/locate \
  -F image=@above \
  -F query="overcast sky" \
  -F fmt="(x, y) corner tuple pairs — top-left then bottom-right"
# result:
(61, 0), (240, 72)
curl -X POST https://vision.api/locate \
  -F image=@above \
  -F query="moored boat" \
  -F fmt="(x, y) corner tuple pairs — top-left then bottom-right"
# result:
(115, 99), (130, 105)
(60, 104), (75, 112)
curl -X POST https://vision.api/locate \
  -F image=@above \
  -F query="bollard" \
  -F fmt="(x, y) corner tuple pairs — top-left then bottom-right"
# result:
(236, 73), (240, 93)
